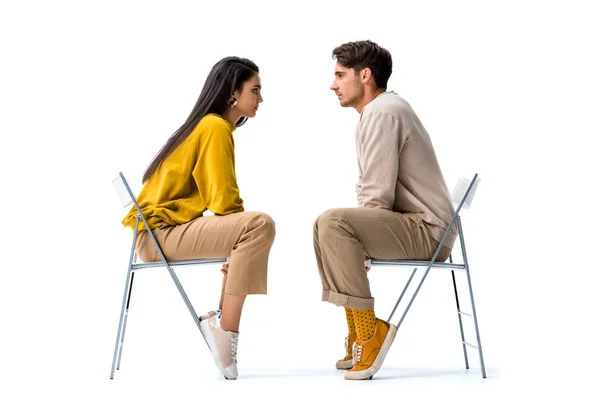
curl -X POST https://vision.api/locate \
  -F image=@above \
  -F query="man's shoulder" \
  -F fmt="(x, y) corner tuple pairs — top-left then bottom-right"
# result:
(363, 91), (412, 119)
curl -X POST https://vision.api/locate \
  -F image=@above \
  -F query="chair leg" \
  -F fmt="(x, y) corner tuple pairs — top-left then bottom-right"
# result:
(110, 268), (134, 379)
(451, 269), (470, 370)
(464, 263), (486, 378)
(387, 268), (417, 323)
(458, 218), (487, 378)
(116, 272), (135, 370)
(395, 262), (436, 329)
(141, 219), (208, 346)
(163, 266), (209, 346)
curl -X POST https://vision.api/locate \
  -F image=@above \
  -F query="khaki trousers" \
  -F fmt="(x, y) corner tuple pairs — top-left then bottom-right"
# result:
(136, 211), (276, 295)
(313, 208), (451, 310)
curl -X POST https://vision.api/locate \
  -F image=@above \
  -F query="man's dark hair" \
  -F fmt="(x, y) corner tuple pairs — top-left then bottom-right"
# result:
(332, 40), (393, 89)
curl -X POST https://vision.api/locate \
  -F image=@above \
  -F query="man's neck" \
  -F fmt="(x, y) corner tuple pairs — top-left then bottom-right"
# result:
(354, 88), (387, 113)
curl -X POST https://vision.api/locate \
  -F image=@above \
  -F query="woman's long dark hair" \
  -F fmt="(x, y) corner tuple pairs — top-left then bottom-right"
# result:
(142, 56), (259, 183)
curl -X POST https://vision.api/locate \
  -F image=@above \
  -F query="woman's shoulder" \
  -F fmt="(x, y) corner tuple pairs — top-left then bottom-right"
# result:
(197, 113), (234, 132)
(186, 113), (234, 145)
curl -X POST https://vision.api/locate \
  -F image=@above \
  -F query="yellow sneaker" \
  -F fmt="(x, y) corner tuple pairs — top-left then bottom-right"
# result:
(344, 319), (397, 380)
(336, 331), (357, 369)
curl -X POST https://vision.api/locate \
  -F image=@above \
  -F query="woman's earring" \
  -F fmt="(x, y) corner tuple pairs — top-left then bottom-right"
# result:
(228, 97), (238, 108)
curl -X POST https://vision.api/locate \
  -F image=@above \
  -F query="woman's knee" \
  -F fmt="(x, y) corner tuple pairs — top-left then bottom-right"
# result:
(251, 211), (276, 241)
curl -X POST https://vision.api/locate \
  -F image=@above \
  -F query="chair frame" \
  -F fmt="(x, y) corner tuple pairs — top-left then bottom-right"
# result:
(110, 172), (228, 379)
(366, 173), (487, 378)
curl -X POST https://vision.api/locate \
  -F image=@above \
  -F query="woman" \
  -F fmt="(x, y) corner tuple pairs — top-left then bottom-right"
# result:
(122, 56), (275, 380)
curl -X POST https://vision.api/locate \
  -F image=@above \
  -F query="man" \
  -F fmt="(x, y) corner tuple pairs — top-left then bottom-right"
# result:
(313, 40), (457, 380)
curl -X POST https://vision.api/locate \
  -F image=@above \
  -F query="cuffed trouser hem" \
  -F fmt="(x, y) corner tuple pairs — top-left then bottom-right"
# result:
(322, 290), (374, 310)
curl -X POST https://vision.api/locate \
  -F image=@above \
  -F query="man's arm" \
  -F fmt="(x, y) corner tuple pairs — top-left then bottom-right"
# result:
(357, 111), (403, 209)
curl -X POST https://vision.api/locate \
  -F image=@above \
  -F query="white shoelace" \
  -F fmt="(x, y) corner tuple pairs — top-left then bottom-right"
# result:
(230, 335), (239, 363)
(345, 336), (350, 354)
(353, 344), (364, 363)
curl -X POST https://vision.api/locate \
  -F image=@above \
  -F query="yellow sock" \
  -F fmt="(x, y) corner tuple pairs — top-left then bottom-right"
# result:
(351, 308), (376, 342)
(344, 307), (355, 334)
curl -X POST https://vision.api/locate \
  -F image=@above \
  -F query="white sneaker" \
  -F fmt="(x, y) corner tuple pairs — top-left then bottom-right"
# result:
(199, 309), (221, 321)
(199, 314), (239, 380)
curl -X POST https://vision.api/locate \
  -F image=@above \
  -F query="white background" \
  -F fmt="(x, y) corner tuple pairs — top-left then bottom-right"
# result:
(1, 0), (598, 398)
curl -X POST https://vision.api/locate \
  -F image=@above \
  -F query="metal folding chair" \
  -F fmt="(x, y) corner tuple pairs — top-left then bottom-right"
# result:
(366, 173), (486, 378)
(110, 172), (228, 379)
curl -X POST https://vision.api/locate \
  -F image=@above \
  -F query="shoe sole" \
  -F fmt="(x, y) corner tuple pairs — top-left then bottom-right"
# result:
(199, 318), (237, 380)
(344, 323), (397, 380)
(336, 359), (354, 370)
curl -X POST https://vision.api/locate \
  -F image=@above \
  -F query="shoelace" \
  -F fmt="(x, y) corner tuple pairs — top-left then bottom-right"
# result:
(230, 335), (239, 363)
(353, 344), (364, 363)
(345, 336), (350, 355)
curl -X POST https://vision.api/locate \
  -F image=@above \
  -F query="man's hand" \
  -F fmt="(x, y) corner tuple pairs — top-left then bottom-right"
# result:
(365, 255), (371, 272)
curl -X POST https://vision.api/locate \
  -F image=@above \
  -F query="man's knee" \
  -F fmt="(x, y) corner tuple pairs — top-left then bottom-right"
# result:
(316, 208), (346, 234)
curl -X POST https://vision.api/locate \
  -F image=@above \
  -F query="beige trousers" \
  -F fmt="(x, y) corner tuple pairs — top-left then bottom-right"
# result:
(313, 208), (451, 310)
(136, 211), (276, 295)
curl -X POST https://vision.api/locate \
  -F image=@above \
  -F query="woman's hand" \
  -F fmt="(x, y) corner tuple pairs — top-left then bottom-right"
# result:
(220, 264), (229, 275)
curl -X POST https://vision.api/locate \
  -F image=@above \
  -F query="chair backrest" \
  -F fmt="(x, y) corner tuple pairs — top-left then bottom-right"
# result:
(112, 172), (161, 257)
(451, 174), (480, 210)
(112, 172), (136, 208)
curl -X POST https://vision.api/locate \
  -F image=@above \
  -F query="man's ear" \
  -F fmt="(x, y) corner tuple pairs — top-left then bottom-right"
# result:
(360, 67), (372, 83)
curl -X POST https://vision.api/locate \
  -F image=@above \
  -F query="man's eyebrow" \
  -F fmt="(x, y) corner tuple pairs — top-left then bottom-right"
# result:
(335, 70), (345, 76)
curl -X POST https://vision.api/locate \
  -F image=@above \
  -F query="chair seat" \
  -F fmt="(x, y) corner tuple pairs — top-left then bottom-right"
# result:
(132, 258), (228, 271)
(368, 259), (465, 270)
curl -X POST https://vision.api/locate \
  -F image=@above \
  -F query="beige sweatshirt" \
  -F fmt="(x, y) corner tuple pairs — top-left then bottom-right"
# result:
(355, 91), (457, 249)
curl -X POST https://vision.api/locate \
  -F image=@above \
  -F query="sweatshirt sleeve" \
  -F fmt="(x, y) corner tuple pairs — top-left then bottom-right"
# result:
(193, 120), (244, 215)
(356, 111), (403, 210)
